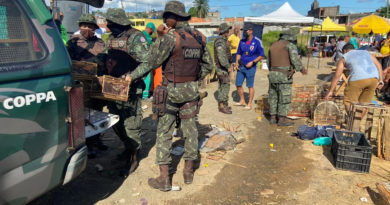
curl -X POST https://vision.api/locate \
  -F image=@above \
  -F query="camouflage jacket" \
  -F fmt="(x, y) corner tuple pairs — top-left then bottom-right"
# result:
(214, 35), (231, 74)
(130, 22), (213, 103)
(105, 28), (149, 95)
(267, 41), (303, 84)
(66, 34), (105, 64)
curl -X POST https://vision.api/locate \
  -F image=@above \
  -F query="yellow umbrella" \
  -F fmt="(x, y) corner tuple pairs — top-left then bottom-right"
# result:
(353, 14), (390, 34)
(304, 17), (346, 32)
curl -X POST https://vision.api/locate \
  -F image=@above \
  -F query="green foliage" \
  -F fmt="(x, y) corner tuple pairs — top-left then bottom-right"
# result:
(135, 12), (148, 18)
(193, 0), (209, 18)
(378, 6), (388, 18)
(188, 7), (197, 17)
(262, 31), (281, 57)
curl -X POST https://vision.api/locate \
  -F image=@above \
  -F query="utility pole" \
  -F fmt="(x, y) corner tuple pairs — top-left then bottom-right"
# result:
(387, 0), (389, 18)
(120, 0), (124, 9)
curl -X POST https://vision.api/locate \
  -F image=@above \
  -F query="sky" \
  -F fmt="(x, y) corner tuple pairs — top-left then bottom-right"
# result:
(49, 0), (388, 18)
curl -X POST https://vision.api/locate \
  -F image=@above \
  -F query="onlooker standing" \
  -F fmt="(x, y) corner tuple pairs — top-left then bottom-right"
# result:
(380, 32), (390, 69)
(228, 27), (240, 82)
(234, 25), (264, 109)
(349, 32), (360, 49)
(228, 27), (240, 67)
(334, 35), (350, 63)
(374, 33), (383, 50)
(325, 43), (384, 110)
(142, 22), (156, 99)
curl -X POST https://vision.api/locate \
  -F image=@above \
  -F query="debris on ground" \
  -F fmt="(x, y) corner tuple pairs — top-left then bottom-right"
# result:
(171, 186), (181, 191)
(201, 134), (237, 153)
(260, 189), (275, 197)
(201, 124), (245, 153)
(206, 150), (227, 161)
(359, 197), (368, 202)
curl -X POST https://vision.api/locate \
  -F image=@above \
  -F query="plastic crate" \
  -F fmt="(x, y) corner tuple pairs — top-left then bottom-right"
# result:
(331, 130), (372, 173)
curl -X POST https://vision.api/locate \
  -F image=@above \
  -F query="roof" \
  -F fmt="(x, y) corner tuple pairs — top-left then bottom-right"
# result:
(244, 2), (321, 26)
(304, 17), (346, 32)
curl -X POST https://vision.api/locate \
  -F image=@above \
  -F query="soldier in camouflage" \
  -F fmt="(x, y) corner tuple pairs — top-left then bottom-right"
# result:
(104, 8), (149, 176)
(127, 0), (213, 191)
(214, 23), (233, 114)
(267, 30), (307, 126)
(66, 14), (108, 158)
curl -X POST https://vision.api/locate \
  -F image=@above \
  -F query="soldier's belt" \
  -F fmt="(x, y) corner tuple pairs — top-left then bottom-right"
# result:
(271, 68), (295, 79)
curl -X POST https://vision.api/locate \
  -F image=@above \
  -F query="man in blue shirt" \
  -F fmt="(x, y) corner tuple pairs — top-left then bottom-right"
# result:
(234, 25), (265, 109)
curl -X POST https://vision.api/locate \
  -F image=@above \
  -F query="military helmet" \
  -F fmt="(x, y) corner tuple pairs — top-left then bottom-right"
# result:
(281, 29), (297, 41)
(162, 1), (191, 21)
(78, 14), (98, 28)
(105, 8), (132, 26)
(219, 23), (232, 34)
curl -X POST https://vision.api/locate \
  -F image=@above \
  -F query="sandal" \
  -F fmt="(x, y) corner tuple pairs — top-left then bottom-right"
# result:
(234, 102), (246, 106)
(244, 106), (252, 110)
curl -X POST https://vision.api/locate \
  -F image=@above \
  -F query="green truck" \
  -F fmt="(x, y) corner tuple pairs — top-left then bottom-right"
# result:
(0, 1), (116, 204)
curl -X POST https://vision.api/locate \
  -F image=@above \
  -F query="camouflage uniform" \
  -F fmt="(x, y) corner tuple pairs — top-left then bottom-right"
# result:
(267, 31), (303, 118)
(66, 14), (107, 156)
(214, 23), (232, 113)
(66, 14), (105, 66)
(130, 0), (213, 191)
(131, 21), (212, 164)
(104, 8), (149, 173)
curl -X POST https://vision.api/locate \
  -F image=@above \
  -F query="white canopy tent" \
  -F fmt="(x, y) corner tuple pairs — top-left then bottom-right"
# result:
(244, 2), (322, 26)
(244, 2), (322, 69)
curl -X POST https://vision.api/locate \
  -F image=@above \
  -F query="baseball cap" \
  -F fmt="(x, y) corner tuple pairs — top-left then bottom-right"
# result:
(241, 24), (254, 31)
(146, 22), (156, 33)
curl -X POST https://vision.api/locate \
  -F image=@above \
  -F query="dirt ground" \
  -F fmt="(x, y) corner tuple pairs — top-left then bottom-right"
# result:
(29, 57), (390, 205)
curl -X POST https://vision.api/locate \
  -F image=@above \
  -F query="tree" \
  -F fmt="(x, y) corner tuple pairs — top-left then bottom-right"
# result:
(377, 6), (387, 18)
(193, 0), (209, 18)
(188, 7), (198, 17)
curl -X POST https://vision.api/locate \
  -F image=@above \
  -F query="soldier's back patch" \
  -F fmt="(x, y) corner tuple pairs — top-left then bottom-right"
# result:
(183, 47), (201, 59)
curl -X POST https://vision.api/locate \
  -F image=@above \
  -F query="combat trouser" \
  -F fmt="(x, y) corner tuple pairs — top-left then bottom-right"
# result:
(156, 101), (199, 165)
(217, 72), (230, 103)
(268, 82), (292, 117)
(108, 94), (143, 151)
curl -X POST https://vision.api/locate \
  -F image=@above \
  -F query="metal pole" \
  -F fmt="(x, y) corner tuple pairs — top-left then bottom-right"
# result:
(307, 23), (314, 70)
(387, 0), (389, 18)
(120, 0), (124, 9)
(318, 25), (323, 69)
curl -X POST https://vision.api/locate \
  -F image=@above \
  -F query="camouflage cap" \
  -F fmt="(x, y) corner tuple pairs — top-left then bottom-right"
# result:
(105, 8), (132, 26)
(281, 30), (297, 41)
(162, 1), (191, 21)
(218, 23), (232, 34)
(78, 14), (98, 28)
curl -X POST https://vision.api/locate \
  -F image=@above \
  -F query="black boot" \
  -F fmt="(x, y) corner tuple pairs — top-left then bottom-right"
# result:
(269, 115), (277, 124)
(183, 160), (194, 184)
(218, 102), (232, 114)
(223, 102), (232, 111)
(129, 149), (140, 173)
(148, 165), (171, 191)
(277, 116), (294, 126)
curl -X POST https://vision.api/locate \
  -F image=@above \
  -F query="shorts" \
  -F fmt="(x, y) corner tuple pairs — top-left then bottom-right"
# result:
(236, 65), (257, 88)
(344, 78), (378, 107)
(232, 53), (237, 63)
